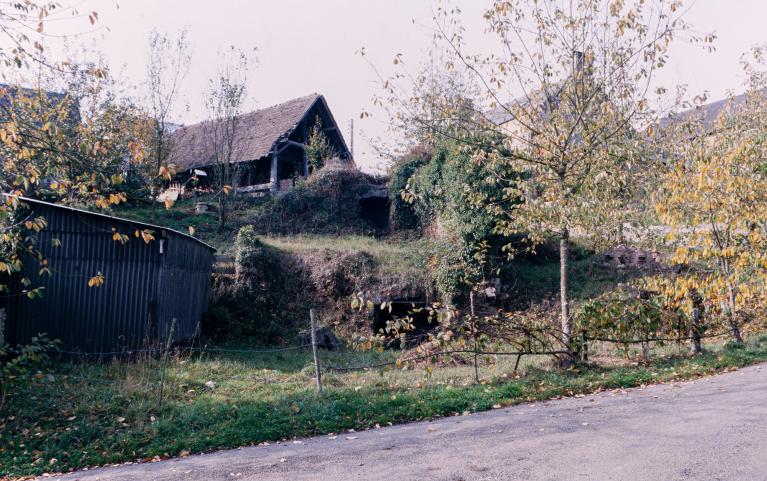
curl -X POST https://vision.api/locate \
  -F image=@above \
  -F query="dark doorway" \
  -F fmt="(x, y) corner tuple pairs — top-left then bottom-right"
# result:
(359, 196), (390, 231)
(372, 300), (434, 346)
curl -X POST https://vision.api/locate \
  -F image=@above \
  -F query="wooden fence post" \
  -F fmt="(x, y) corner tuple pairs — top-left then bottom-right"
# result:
(158, 318), (176, 409)
(310, 309), (322, 394)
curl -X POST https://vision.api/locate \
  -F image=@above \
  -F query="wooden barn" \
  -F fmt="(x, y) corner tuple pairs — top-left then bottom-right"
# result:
(168, 93), (352, 194)
(0, 196), (215, 354)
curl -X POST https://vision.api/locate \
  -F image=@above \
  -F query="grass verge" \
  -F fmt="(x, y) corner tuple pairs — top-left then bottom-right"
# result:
(2, 336), (766, 479)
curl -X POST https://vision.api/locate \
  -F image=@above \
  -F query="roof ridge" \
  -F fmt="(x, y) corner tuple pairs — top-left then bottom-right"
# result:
(179, 93), (321, 130)
(167, 93), (330, 170)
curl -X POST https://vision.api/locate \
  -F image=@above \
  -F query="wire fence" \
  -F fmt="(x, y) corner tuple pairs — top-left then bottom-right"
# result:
(56, 344), (313, 357)
(48, 307), (742, 397)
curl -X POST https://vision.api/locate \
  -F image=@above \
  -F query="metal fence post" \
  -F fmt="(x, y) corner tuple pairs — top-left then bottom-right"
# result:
(310, 309), (322, 394)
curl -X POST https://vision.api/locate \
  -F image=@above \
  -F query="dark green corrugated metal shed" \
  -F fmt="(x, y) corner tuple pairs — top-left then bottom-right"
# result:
(2, 196), (215, 353)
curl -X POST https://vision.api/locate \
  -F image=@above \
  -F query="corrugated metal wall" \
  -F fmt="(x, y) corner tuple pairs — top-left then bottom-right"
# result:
(4, 198), (215, 352)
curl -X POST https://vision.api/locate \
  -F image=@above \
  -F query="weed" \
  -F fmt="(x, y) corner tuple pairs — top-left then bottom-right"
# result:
(2, 336), (766, 478)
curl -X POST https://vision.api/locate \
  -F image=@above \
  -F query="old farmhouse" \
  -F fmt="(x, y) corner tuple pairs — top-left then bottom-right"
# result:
(168, 93), (352, 194)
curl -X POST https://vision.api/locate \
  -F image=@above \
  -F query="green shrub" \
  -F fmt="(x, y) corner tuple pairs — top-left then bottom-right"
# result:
(393, 142), (516, 306)
(250, 168), (387, 235)
(429, 240), (468, 305)
(388, 146), (430, 231)
(206, 226), (311, 342)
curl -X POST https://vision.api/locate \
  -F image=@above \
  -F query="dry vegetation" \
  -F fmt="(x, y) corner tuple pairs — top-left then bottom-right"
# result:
(3, 335), (767, 478)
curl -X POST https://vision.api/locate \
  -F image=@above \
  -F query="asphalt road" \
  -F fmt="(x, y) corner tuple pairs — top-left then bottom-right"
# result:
(47, 363), (767, 481)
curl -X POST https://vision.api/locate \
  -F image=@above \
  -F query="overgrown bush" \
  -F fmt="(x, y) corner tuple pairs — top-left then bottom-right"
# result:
(576, 292), (685, 342)
(392, 142), (515, 306)
(250, 167), (387, 235)
(388, 146), (431, 231)
(205, 226), (310, 342)
(428, 239), (471, 306)
(307, 249), (377, 299)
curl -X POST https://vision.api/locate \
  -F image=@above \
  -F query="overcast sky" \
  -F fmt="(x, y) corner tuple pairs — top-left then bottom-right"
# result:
(32, 0), (767, 171)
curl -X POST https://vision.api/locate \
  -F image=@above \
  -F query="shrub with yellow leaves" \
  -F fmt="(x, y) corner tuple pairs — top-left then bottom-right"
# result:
(651, 50), (767, 343)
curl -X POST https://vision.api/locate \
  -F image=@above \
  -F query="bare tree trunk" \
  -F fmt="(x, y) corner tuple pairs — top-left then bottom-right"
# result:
(560, 228), (572, 359)
(688, 288), (703, 354)
(150, 126), (164, 221)
(218, 194), (227, 233)
(690, 307), (702, 354)
(726, 282), (744, 344)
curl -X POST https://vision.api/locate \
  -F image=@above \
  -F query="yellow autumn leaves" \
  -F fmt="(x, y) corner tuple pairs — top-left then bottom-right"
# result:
(653, 89), (767, 322)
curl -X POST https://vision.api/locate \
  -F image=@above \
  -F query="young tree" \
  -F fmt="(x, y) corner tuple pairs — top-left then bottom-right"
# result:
(371, 0), (706, 354)
(204, 46), (255, 231)
(305, 116), (336, 172)
(146, 29), (191, 204)
(653, 47), (767, 344)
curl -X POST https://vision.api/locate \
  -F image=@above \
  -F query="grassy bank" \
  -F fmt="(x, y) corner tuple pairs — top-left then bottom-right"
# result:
(262, 234), (431, 290)
(110, 198), (262, 252)
(2, 335), (767, 479)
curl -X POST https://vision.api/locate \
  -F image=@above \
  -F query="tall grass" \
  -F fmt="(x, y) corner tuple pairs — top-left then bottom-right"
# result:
(2, 336), (767, 478)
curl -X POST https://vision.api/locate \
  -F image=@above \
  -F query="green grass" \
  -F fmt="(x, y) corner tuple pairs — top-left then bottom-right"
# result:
(110, 197), (269, 252)
(2, 336), (767, 479)
(504, 256), (641, 306)
(263, 234), (430, 286)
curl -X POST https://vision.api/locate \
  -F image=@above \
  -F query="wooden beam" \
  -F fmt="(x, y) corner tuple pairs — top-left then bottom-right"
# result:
(275, 139), (305, 155)
(270, 151), (279, 192)
(236, 182), (271, 194)
(275, 143), (290, 155)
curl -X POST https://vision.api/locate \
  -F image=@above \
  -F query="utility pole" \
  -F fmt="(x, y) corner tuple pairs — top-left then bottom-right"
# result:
(349, 119), (354, 160)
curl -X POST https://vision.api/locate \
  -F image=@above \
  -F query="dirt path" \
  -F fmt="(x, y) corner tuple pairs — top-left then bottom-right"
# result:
(46, 364), (767, 481)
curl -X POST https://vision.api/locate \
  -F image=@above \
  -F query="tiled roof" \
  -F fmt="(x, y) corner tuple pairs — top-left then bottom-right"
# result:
(168, 93), (321, 170)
